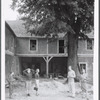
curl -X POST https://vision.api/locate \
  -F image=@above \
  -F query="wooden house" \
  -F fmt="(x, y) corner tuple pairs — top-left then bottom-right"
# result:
(5, 20), (94, 81)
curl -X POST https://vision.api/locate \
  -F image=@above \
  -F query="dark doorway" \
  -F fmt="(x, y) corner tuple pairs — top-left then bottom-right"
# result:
(20, 57), (46, 76)
(49, 57), (68, 77)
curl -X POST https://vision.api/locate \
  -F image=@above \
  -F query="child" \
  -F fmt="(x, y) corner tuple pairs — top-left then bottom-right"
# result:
(34, 69), (40, 96)
(67, 66), (76, 98)
(81, 69), (88, 99)
(7, 72), (15, 99)
(23, 68), (34, 96)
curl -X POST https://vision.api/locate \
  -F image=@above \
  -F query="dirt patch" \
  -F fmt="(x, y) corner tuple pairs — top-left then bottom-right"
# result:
(5, 79), (93, 100)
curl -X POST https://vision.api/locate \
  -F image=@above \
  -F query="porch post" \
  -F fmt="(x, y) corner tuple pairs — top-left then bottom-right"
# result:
(43, 56), (53, 78)
(46, 56), (53, 78)
(46, 59), (49, 78)
(46, 39), (49, 78)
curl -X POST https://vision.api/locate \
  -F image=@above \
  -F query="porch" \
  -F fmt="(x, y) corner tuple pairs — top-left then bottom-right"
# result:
(19, 56), (68, 78)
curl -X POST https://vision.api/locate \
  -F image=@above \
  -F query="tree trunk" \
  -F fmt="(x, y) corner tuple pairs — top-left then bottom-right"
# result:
(67, 32), (78, 76)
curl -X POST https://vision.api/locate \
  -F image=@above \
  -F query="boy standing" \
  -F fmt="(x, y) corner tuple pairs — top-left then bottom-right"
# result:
(34, 69), (40, 96)
(67, 66), (76, 98)
(23, 68), (34, 96)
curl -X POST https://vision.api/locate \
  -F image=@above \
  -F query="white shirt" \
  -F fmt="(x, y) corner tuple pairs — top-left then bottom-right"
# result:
(68, 70), (76, 82)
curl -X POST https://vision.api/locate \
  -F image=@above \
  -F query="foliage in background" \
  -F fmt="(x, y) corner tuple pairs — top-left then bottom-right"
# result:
(11, 0), (94, 39)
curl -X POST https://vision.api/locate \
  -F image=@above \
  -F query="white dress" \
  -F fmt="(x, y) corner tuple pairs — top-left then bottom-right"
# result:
(81, 73), (87, 92)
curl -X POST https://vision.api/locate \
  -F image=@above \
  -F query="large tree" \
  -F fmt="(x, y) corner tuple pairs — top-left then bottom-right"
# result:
(11, 0), (94, 75)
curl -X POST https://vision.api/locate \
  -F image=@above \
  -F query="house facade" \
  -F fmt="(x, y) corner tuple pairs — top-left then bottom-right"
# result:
(5, 22), (19, 77)
(5, 20), (94, 81)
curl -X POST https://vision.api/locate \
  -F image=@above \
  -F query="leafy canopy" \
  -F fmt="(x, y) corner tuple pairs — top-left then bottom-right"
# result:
(11, 0), (94, 38)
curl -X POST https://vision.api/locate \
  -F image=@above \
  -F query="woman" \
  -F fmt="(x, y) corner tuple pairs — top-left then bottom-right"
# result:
(81, 69), (88, 98)
(34, 69), (40, 96)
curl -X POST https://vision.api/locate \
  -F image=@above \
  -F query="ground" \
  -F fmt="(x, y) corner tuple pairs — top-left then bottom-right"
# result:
(5, 78), (93, 100)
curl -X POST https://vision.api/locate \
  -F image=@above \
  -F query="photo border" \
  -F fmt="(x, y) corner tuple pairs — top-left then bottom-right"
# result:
(1, 0), (99, 100)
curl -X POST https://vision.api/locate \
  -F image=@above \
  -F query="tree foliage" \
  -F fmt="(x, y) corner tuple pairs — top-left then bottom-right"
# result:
(11, 0), (94, 38)
(11, 0), (94, 74)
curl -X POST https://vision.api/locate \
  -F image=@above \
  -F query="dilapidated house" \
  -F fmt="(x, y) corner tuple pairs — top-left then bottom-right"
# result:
(5, 20), (94, 81)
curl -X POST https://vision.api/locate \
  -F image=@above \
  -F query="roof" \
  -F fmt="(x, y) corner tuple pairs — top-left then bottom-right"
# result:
(6, 20), (32, 37)
(6, 20), (66, 38)
(5, 21), (16, 37)
(86, 31), (94, 38)
(6, 20), (94, 38)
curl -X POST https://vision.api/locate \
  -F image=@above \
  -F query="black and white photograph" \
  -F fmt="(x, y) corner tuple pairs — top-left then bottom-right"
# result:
(1, 0), (99, 100)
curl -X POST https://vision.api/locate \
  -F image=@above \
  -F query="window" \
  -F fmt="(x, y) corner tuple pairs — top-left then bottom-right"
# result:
(79, 63), (87, 74)
(30, 40), (37, 51)
(59, 40), (64, 53)
(87, 39), (94, 50)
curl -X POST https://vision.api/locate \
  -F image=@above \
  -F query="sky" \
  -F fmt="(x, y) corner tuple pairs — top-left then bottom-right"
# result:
(4, 0), (19, 20)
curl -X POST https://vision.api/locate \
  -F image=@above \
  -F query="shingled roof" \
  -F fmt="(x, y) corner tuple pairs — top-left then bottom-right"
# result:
(6, 20), (32, 37)
(6, 20), (93, 38)
(6, 20), (67, 38)
(86, 31), (94, 38)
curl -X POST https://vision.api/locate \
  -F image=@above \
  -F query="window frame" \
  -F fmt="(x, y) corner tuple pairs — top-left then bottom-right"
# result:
(79, 62), (87, 73)
(29, 39), (38, 51)
(86, 39), (94, 51)
(58, 39), (65, 54)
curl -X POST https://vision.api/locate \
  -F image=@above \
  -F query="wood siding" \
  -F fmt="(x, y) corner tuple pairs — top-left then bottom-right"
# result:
(16, 38), (47, 54)
(78, 39), (93, 54)
(5, 24), (16, 53)
(48, 40), (57, 54)
(16, 38), (67, 55)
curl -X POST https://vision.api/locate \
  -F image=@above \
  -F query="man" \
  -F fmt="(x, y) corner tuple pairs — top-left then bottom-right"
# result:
(67, 66), (76, 98)
(23, 68), (34, 96)
(7, 72), (15, 98)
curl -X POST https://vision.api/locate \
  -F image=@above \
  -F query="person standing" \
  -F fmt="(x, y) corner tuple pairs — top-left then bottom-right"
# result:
(7, 72), (15, 99)
(23, 68), (34, 96)
(34, 69), (40, 96)
(81, 69), (88, 99)
(67, 66), (76, 98)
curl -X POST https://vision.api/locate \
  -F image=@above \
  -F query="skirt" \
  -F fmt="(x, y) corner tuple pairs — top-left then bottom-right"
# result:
(81, 80), (87, 92)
